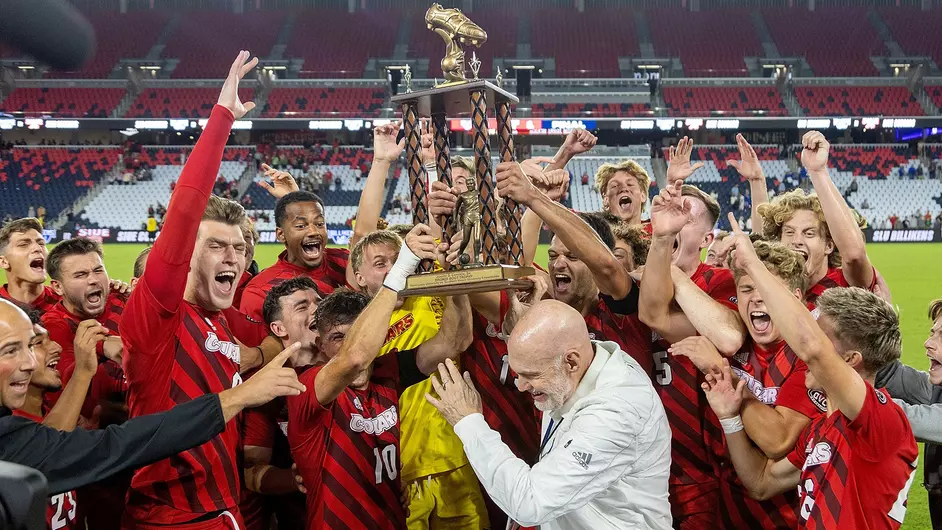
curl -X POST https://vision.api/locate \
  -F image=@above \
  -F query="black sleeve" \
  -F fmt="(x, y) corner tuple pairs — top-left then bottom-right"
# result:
(0, 394), (225, 495)
(396, 348), (428, 390)
(599, 277), (640, 316)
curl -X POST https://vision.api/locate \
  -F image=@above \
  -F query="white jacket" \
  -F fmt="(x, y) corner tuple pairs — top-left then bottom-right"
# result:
(453, 340), (672, 530)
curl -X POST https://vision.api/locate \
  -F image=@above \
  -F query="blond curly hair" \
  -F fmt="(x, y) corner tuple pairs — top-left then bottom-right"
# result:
(757, 188), (845, 269)
(731, 240), (809, 294)
(595, 160), (651, 213)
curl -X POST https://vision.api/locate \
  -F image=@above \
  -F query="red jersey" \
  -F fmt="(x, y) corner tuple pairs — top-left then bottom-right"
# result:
(13, 409), (80, 530)
(716, 340), (827, 529)
(232, 270), (253, 310)
(0, 284), (60, 313)
(585, 282), (654, 377)
(41, 292), (128, 415)
(240, 248), (349, 322)
(241, 396), (305, 530)
(287, 351), (425, 530)
(222, 305), (269, 348)
(121, 105), (244, 525)
(805, 266), (877, 310)
(786, 384), (919, 529)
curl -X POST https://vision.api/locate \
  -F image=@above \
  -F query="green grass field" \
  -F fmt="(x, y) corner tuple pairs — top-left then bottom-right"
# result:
(5, 242), (940, 527)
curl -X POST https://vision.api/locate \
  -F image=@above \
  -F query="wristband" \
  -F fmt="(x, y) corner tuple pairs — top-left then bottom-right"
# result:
(424, 161), (439, 184)
(719, 415), (744, 434)
(383, 244), (421, 292)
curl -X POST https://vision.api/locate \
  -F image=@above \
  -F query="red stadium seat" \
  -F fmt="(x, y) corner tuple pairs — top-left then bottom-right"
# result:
(763, 8), (883, 76)
(828, 145), (912, 178)
(794, 86), (922, 116)
(531, 8), (638, 77)
(286, 9), (399, 78)
(261, 87), (386, 118)
(530, 102), (653, 117)
(648, 9), (760, 77)
(662, 86), (787, 117)
(879, 8), (942, 70)
(0, 88), (126, 118)
(127, 87), (255, 118)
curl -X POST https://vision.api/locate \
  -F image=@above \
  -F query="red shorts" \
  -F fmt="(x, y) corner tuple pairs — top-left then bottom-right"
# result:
(670, 483), (719, 530)
(122, 509), (243, 530)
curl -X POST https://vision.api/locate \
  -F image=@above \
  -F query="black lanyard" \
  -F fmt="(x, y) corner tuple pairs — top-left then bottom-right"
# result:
(539, 417), (564, 459)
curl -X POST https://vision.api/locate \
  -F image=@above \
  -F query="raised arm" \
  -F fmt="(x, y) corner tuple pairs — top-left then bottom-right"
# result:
(726, 134), (769, 235)
(670, 268), (746, 355)
(496, 162), (631, 299)
(800, 132), (874, 289)
(140, 52), (255, 314)
(41, 321), (107, 431)
(727, 214), (867, 420)
(415, 295), (473, 374)
(740, 396), (814, 460)
(313, 225), (439, 405)
(354, 121), (404, 248)
(639, 181), (698, 342)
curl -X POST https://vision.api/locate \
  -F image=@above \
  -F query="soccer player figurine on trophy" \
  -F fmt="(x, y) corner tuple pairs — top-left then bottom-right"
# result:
(391, 3), (533, 296)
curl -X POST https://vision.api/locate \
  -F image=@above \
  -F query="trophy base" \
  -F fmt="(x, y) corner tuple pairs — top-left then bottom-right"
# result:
(400, 264), (535, 297)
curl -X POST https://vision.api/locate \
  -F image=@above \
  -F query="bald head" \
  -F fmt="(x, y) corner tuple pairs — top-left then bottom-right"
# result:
(508, 300), (595, 412)
(0, 299), (37, 409)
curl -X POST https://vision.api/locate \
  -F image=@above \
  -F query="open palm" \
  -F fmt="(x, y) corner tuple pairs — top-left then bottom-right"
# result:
(217, 50), (258, 119)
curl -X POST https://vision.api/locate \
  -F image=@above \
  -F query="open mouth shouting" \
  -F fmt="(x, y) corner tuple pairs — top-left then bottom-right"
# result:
(301, 238), (323, 263)
(612, 194), (634, 217)
(45, 354), (60, 376)
(85, 288), (105, 311)
(553, 272), (572, 295)
(929, 352), (942, 382)
(750, 311), (772, 334)
(28, 256), (45, 279)
(531, 390), (548, 403)
(214, 271), (237, 296)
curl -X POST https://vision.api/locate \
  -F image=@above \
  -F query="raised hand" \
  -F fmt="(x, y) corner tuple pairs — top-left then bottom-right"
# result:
(428, 181), (458, 226)
(701, 359), (746, 420)
(727, 133), (764, 182)
(258, 163), (299, 199)
(669, 336), (724, 374)
(419, 119), (436, 165)
(725, 212), (761, 271)
(667, 136), (704, 186)
(560, 128), (598, 158)
(495, 161), (541, 206)
(374, 120), (405, 163)
(650, 180), (692, 237)
(109, 279), (132, 295)
(800, 130), (830, 173)
(520, 157), (569, 202)
(405, 224), (447, 262)
(502, 274), (550, 335)
(74, 320), (109, 375)
(217, 50), (258, 119)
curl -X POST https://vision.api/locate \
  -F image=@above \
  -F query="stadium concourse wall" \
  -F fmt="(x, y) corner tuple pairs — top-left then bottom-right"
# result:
(37, 226), (942, 245)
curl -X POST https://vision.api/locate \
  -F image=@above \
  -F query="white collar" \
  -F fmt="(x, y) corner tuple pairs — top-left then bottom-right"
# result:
(551, 341), (608, 421)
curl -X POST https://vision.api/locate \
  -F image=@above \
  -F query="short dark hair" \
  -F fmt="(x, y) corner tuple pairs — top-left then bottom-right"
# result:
(569, 212), (617, 251)
(313, 288), (370, 334)
(25, 308), (41, 326)
(46, 237), (103, 281)
(0, 218), (43, 254)
(133, 247), (151, 279)
(275, 191), (326, 228)
(262, 277), (321, 326)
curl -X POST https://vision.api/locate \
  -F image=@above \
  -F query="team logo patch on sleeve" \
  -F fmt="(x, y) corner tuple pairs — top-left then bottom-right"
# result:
(807, 389), (828, 412)
(875, 388), (888, 404)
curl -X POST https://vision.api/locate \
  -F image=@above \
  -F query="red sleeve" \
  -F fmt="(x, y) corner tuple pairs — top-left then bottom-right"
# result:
(239, 281), (267, 324)
(846, 383), (910, 463)
(775, 363), (826, 420)
(706, 268), (738, 310)
(287, 366), (330, 428)
(243, 401), (278, 449)
(786, 421), (812, 468)
(222, 307), (268, 348)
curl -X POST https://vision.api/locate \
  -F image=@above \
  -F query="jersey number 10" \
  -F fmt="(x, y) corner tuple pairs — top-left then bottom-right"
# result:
(373, 445), (398, 484)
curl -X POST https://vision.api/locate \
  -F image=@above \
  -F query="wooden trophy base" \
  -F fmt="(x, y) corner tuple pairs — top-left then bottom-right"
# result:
(399, 264), (535, 297)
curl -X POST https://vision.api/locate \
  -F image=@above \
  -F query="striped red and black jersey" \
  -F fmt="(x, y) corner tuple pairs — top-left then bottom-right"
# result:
(240, 249), (349, 322)
(14, 409), (81, 530)
(786, 384), (918, 529)
(241, 395), (305, 530)
(41, 292), (128, 414)
(0, 284), (60, 313)
(715, 339), (828, 529)
(585, 282), (654, 377)
(805, 266), (877, 310)
(287, 350), (425, 530)
(232, 270), (253, 310)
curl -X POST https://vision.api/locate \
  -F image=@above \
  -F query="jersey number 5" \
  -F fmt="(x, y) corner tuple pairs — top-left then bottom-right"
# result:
(652, 350), (673, 386)
(373, 445), (398, 484)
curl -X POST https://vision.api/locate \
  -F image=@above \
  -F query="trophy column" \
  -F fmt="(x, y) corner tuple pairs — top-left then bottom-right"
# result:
(401, 100), (433, 272)
(431, 111), (455, 246)
(469, 88), (500, 266)
(495, 99), (523, 266)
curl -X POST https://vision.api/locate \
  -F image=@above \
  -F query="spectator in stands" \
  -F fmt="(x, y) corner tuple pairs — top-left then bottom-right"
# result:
(334, 175), (342, 192)
(903, 218), (911, 229)
(861, 198), (871, 210)
(890, 213), (899, 229)
(925, 211), (933, 228)
(581, 172), (589, 186)
(36, 207), (45, 226)
(27, 206), (35, 218)
(935, 212), (942, 230)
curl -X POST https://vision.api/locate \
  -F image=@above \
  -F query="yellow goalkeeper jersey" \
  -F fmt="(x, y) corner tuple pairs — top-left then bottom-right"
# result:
(380, 295), (470, 483)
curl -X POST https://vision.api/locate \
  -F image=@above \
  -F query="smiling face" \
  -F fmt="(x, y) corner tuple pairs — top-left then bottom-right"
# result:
(187, 221), (246, 312)
(601, 171), (644, 223)
(736, 271), (801, 348)
(0, 229), (48, 285)
(272, 288), (321, 365)
(780, 209), (832, 283)
(0, 302), (37, 409)
(28, 324), (63, 391)
(53, 252), (110, 318)
(548, 236), (597, 312)
(510, 353), (575, 412)
(278, 202), (328, 269)
(926, 316), (942, 385)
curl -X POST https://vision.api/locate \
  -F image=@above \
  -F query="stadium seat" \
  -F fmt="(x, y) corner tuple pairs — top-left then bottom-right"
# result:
(127, 88), (255, 118)
(794, 86), (922, 116)
(0, 88), (126, 118)
(286, 9), (399, 78)
(531, 8), (638, 77)
(647, 8), (760, 77)
(763, 8), (882, 76)
(662, 87), (787, 117)
(878, 8), (942, 70)
(531, 102), (654, 117)
(261, 87), (386, 118)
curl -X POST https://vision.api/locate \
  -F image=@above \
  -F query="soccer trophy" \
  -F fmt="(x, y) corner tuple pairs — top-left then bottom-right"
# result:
(392, 3), (534, 296)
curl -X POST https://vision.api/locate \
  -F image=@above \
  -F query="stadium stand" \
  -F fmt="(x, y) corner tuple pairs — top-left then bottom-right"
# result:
(530, 8), (638, 77)
(286, 9), (399, 78)
(793, 86), (922, 116)
(647, 8), (760, 76)
(762, 7), (883, 76)
(261, 87), (386, 118)
(410, 8), (517, 80)
(662, 86), (787, 116)
(531, 102), (654, 117)
(878, 8), (942, 69)
(127, 87), (255, 118)
(161, 10), (287, 78)
(0, 147), (120, 219)
(0, 87), (126, 117)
